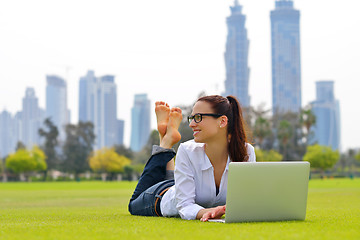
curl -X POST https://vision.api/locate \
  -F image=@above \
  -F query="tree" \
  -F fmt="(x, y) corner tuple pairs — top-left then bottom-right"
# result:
(255, 148), (283, 162)
(114, 144), (134, 160)
(5, 146), (47, 181)
(300, 106), (316, 144)
(277, 120), (293, 159)
(253, 117), (272, 148)
(62, 122), (95, 180)
(355, 151), (360, 163)
(38, 118), (59, 180)
(303, 144), (340, 177)
(89, 147), (131, 181)
(15, 141), (26, 151)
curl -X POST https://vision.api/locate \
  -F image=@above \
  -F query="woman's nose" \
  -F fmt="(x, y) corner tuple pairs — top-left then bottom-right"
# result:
(189, 119), (196, 128)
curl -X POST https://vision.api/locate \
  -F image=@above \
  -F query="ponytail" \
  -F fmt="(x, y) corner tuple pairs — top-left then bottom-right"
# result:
(197, 95), (249, 162)
(226, 96), (249, 162)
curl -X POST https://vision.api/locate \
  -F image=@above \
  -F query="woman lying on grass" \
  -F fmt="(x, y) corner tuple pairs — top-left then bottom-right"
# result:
(128, 95), (256, 221)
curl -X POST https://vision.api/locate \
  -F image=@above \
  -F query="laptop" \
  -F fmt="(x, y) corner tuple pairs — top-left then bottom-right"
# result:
(209, 161), (310, 223)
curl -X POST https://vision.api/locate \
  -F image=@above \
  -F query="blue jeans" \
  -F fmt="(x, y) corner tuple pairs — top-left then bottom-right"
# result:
(128, 151), (176, 216)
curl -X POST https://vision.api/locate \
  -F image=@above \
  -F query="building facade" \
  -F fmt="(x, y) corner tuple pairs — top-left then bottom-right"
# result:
(21, 88), (45, 148)
(271, 0), (301, 114)
(78, 71), (119, 149)
(224, 0), (250, 107)
(117, 119), (125, 146)
(130, 94), (150, 152)
(311, 81), (341, 150)
(0, 110), (16, 157)
(46, 75), (70, 142)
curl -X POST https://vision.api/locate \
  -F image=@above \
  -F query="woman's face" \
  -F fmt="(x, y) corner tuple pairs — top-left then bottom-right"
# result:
(189, 101), (222, 143)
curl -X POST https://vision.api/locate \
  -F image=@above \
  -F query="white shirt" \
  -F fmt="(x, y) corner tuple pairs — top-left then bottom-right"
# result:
(160, 140), (256, 220)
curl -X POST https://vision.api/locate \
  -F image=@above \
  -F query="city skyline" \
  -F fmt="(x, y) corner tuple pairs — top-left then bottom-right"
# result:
(0, 0), (359, 151)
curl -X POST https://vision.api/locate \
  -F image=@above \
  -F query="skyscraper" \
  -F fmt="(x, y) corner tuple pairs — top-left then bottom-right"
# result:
(271, 0), (301, 114)
(0, 110), (16, 157)
(117, 119), (125, 146)
(311, 81), (341, 150)
(78, 71), (118, 149)
(46, 75), (69, 142)
(130, 94), (150, 152)
(224, 0), (250, 107)
(79, 70), (96, 123)
(21, 88), (44, 147)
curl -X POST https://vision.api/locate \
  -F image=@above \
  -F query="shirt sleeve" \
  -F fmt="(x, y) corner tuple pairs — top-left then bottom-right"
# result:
(247, 143), (256, 162)
(174, 144), (204, 220)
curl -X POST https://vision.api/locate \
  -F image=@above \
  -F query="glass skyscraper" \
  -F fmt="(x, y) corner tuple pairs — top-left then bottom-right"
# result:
(0, 110), (16, 157)
(117, 119), (125, 146)
(78, 71), (118, 149)
(21, 88), (44, 147)
(130, 94), (150, 152)
(271, 0), (301, 114)
(224, 0), (250, 107)
(311, 81), (341, 150)
(46, 75), (70, 142)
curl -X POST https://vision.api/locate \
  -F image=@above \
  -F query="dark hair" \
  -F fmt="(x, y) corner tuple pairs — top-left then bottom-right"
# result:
(197, 95), (249, 162)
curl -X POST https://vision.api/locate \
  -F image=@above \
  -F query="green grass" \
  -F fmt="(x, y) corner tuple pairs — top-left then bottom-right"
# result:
(0, 179), (359, 240)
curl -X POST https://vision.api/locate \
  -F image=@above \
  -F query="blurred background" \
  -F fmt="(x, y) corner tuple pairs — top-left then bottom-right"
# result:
(0, 0), (359, 181)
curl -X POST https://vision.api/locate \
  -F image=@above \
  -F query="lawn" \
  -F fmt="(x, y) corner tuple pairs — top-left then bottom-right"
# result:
(0, 179), (359, 240)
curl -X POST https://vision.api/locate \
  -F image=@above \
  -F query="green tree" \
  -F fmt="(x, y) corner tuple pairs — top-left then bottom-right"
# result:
(38, 118), (59, 180)
(5, 146), (47, 181)
(355, 151), (360, 163)
(90, 147), (130, 172)
(123, 165), (134, 181)
(300, 106), (316, 144)
(277, 120), (293, 159)
(303, 144), (340, 177)
(62, 122), (95, 180)
(114, 144), (134, 160)
(255, 148), (283, 162)
(253, 117), (272, 148)
(89, 147), (131, 181)
(15, 141), (26, 151)
(38, 118), (59, 169)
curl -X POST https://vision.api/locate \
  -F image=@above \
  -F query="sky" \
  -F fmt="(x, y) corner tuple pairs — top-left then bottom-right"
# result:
(0, 0), (359, 152)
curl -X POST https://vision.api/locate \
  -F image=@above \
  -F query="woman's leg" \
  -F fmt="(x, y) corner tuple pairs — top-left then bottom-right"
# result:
(129, 103), (182, 212)
(129, 179), (175, 216)
(129, 151), (176, 202)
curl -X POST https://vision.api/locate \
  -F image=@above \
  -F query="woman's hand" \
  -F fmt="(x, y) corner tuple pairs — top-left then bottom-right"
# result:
(199, 205), (226, 222)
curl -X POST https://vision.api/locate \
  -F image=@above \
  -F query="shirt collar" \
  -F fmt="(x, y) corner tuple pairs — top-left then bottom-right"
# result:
(202, 152), (231, 171)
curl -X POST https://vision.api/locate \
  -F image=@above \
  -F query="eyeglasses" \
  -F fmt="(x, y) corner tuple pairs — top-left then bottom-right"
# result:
(187, 113), (223, 124)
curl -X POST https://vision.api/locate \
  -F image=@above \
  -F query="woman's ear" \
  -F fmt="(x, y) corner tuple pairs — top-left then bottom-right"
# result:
(219, 116), (228, 128)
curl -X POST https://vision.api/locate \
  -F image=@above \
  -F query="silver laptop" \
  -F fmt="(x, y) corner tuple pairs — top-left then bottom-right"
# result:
(209, 161), (310, 223)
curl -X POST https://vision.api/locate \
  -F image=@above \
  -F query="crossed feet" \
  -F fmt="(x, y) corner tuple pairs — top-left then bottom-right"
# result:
(155, 101), (182, 149)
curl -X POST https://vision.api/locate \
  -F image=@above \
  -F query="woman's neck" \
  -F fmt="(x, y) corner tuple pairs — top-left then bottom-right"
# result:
(204, 137), (229, 165)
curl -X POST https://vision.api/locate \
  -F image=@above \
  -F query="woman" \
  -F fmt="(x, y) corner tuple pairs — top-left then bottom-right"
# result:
(128, 95), (256, 221)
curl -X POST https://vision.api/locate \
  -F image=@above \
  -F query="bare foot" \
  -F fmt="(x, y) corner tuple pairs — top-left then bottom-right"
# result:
(155, 101), (170, 141)
(160, 107), (182, 148)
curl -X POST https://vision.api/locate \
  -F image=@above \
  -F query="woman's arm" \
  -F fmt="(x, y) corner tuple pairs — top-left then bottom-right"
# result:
(175, 144), (205, 220)
(197, 205), (226, 222)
